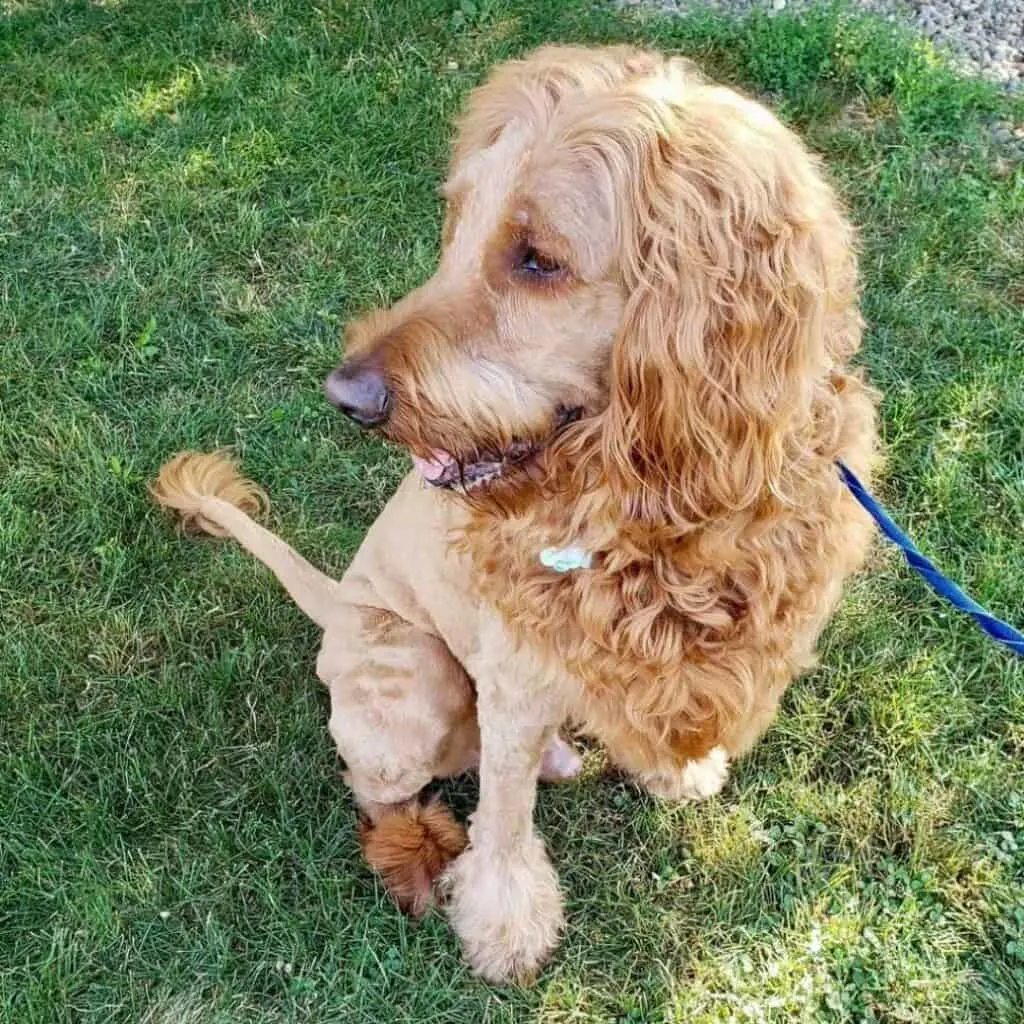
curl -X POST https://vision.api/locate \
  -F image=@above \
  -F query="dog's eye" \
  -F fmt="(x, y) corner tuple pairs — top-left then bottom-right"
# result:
(517, 246), (563, 278)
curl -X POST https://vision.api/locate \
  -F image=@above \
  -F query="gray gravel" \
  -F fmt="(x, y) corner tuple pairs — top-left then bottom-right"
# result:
(619, 0), (1024, 92)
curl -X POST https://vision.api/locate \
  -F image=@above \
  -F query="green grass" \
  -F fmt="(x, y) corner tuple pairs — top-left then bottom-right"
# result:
(2, 1), (1023, 1020)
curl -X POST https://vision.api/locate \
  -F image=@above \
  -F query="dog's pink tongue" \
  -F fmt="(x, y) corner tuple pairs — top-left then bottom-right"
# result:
(412, 450), (455, 483)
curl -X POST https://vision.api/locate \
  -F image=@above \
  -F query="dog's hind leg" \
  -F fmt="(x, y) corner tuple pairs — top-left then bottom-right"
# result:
(317, 608), (480, 917)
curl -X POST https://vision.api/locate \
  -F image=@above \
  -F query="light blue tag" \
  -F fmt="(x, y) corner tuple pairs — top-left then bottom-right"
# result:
(539, 545), (593, 573)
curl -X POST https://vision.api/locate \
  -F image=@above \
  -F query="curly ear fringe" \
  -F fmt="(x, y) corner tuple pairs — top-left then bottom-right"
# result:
(576, 79), (863, 529)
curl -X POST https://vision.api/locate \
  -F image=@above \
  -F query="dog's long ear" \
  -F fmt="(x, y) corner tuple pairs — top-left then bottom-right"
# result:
(598, 81), (860, 533)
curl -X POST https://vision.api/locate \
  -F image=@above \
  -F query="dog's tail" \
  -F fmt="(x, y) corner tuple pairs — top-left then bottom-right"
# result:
(150, 451), (339, 630)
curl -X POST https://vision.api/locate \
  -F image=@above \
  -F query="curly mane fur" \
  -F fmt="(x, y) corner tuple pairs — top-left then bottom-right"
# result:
(451, 47), (878, 770)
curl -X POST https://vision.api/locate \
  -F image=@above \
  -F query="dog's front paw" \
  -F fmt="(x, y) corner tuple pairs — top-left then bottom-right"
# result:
(638, 746), (729, 803)
(444, 834), (564, 984)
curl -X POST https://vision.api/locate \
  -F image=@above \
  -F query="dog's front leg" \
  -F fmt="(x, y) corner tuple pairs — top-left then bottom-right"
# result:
(446, 615), (568, 984)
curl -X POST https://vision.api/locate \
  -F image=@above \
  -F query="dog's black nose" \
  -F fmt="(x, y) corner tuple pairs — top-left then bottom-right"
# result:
(325, 363), (391, 427)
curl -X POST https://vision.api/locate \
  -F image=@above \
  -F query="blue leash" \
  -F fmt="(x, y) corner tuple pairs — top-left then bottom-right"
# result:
(837, 461), (1024, 657)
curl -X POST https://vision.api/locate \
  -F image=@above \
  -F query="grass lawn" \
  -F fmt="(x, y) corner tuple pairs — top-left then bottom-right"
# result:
(2, 0), (1023, 1020)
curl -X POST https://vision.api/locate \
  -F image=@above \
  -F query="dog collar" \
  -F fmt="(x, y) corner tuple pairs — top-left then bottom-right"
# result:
(539, 545), (592, 573)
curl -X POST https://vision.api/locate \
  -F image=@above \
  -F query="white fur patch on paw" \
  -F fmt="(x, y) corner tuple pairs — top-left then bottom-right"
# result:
(640, 746), (730, 803)
(677, 746), (729, 802)
(539, 734), (583, 783)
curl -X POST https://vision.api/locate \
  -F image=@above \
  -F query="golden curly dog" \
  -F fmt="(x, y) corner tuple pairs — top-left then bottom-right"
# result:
(152, 44), (877, 983)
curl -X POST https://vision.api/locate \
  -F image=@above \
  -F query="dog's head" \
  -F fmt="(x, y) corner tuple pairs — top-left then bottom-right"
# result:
(327, 45), (858, 522)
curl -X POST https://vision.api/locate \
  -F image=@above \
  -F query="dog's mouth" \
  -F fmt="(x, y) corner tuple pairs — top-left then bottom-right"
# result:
(411, 405), (583, 491)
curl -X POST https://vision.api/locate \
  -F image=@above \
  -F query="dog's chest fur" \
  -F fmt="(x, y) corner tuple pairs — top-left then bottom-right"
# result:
(457, 505), (749, 694)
